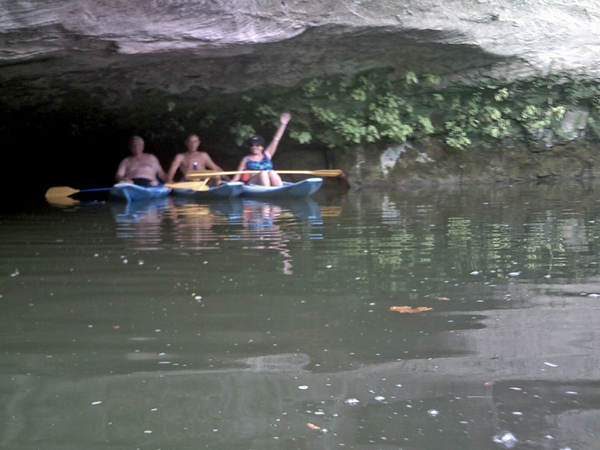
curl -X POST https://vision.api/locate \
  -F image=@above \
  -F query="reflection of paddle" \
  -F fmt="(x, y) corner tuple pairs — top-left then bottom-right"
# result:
(45, 186), (112, 199)
(165, 179), (210, 191)
(185, 169), (344, 180)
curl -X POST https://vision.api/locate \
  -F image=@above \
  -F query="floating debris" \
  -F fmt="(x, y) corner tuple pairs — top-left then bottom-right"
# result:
(484, 381), (496, 387)
(390, 306), (433, 313)
(544, 362), (558, 368)
(91, 401), (102, 406)
(298, 385), (309, 390)
(437, 297), (450, 301)
(307, 423), (321, 430)
(493, 431), (517, 448)
(345, 398), (359, 405)
(427, 409), (439, 417)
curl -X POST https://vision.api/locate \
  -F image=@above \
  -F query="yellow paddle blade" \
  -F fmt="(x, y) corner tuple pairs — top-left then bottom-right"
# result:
(165, 180), (210, 191)
(185, 170), (257, 180)
(45, 186), (80, 198)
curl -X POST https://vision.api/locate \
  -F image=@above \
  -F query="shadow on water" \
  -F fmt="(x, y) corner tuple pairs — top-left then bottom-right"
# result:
(2, 181), (600, 449)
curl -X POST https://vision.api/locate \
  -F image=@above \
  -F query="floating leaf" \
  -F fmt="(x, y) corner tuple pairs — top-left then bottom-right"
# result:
(509, 387), (522, 391)
(437, 297), (450, 301)
(390, 306), (433, 313)
(307, 423), (321, 430)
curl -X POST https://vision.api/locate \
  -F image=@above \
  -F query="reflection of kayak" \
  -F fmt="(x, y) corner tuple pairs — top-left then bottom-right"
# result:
(110, 197), (170, 223)
(109, 183), (171, 202)
(241, 178), (323, 199)
(243, 197), (322, 224)
(171, 182), (244, 200)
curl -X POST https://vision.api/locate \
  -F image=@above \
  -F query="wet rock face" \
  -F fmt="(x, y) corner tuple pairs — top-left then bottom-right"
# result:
(2, 0), (600, 107)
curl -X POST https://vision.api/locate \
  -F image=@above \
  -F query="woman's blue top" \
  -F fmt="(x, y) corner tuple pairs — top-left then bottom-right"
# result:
(245, 155), (273, 171)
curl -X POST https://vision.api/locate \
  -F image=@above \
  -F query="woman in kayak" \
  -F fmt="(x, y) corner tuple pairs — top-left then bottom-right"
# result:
(231, 113), (291, 187)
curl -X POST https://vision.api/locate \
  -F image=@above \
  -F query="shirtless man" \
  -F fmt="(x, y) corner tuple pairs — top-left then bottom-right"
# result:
(115, 136), (168, 187)
(167, 134), (228, 186)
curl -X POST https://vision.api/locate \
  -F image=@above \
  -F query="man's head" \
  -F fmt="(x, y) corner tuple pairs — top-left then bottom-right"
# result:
(186, 134), (201, 152)
(129, 136), (144, 155)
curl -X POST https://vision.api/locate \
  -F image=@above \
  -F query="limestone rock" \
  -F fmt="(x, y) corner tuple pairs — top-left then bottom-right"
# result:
(2, 0), (600, 107)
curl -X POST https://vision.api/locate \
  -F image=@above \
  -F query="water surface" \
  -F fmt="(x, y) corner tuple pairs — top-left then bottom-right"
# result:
(2, 181), (600, 449)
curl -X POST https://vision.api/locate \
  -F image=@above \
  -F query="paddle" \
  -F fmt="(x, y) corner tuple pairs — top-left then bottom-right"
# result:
(165, 179), (210, 191)
(185, 169), (344, 180)
(45, 186), (113, 199)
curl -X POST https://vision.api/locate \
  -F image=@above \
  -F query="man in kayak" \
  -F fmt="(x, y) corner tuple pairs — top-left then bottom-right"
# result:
(167, 134), (228, 186)
(115, 136), (168, 187)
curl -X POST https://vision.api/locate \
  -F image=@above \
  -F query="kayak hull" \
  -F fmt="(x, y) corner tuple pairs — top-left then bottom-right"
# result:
(171, 182), (244, 200)
(241, 178), (323, 199)
(109, 183), (171, 202)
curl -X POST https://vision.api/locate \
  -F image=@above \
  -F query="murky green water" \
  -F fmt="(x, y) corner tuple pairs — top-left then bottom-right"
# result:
(2, 181), (600, 450)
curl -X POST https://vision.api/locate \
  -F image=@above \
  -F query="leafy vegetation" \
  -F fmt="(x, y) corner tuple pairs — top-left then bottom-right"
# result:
(189, 69), (600, 151)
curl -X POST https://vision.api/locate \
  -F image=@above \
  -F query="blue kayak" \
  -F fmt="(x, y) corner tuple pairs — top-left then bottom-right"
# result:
(109, 183), (171, 202)
(171, 181), (244, 200)
(241, 178), (323, 199)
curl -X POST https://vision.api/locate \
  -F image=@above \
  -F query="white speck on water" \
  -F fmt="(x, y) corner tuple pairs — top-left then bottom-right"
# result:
(143, 430), (152, 434)
(395, 384), (402, 388)
(493, 432), (517, 448)
(428, 409), (439, 416)
(123, 260), (128, 264)
(298, 385), (309, 390)
(375, 396), (386, 402)
(203, 261), (208, 264)
(155, 329), (161, 333)
(10, 269), (19, 277)
(91, 401), (102, 405)
(195, 296), (202, 300)
(508, 272), (520, 277)
(94, 253), (99, 257)
(151, 408), (158, 411)
(544, 362), (558, 368)
(326, 265), (332, 268)
(158, 361), (171, 364)
(546, 435), (553, 439)
(512, 411), (523, 416)
(344, 398), (359, 405)
(544, 274), (552, 278)
(565, 391), (578, 395)
(470, 271), (479, 275)
(589, 293), (600, 297)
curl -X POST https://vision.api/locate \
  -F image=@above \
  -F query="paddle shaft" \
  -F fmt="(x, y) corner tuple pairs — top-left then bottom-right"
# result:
(185, 169), (343, 180)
